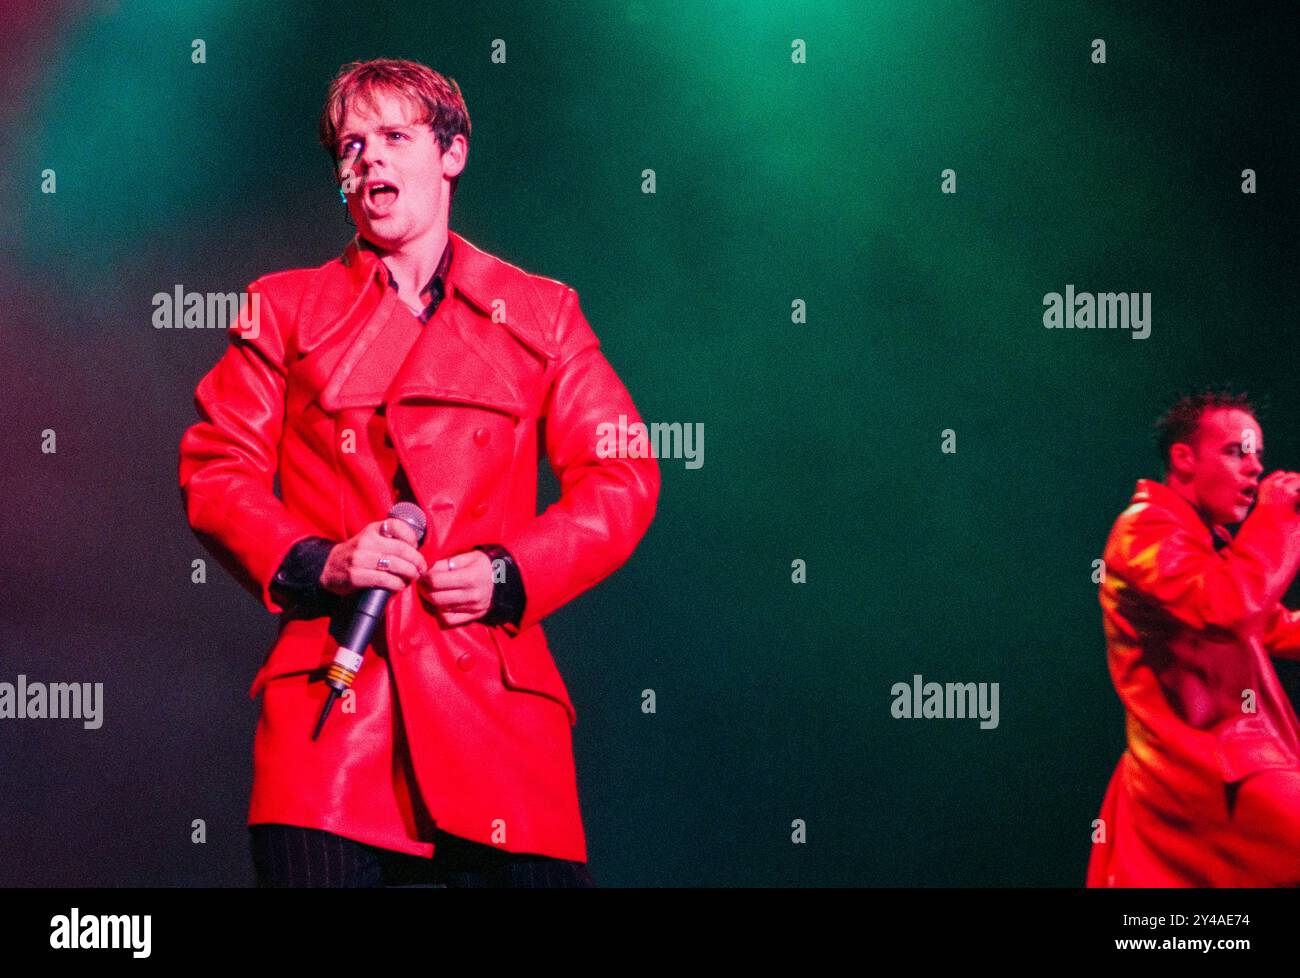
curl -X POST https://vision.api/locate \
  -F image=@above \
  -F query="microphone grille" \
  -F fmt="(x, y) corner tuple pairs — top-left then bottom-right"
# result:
(389, 501), (428, 544)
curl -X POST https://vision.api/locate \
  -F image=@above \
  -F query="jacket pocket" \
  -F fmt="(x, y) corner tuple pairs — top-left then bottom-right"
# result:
(248, 617), (335, 699)
(488, 625), (577, 725)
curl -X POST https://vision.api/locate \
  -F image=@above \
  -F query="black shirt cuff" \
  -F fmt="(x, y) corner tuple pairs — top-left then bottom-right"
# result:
(270, 536), (336, 614)
(473, 544), (526, 628)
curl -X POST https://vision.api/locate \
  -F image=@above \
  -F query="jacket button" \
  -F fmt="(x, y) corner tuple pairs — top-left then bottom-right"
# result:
(471, 501), (487, 518)
(456, 652), (474, 672)
(473, 427), (490, 446)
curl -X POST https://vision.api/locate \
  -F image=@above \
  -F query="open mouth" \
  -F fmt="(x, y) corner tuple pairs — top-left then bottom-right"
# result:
(1238, 486), (1257, 506)
(366, 182), (399, 212)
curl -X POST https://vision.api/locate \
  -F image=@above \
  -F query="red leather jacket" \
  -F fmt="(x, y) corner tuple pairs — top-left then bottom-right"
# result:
(178, 231), (660, 861)
(1087, 479), (1300, 886)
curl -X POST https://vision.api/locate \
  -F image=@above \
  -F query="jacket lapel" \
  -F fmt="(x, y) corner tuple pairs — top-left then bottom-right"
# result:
(442, 230), (559, 364)
(387, 299), (526, 416)
(318, 231), (556, 417)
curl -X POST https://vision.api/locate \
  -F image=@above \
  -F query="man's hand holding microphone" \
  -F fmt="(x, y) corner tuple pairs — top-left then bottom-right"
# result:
(1256, 470), (1300, 513)
(319, 517), (497, 627)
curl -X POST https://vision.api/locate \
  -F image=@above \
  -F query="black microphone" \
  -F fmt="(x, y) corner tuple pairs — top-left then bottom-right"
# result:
(311, 501), (427, 741)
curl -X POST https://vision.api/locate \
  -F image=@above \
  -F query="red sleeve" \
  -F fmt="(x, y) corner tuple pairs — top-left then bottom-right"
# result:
(1264, 605), (1300, 659)
(498, 288), (660, 635)
(1113, 500), (1300, 635)
(178, 281), (322, 614)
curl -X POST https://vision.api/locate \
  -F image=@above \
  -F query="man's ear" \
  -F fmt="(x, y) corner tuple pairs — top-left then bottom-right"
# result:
(1168, 442), (1197, 477)
(441, 133), (468, 179)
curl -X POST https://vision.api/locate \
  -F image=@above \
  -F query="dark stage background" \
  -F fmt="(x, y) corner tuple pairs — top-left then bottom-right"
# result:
(2, 0), (1298, 886)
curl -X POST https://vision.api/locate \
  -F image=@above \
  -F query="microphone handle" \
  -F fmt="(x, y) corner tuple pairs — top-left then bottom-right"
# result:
(325, 588), (393, 694)
(341, 587), (392, 654)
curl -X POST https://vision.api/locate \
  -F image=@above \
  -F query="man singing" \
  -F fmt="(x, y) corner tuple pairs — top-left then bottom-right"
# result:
(178, 59), (660, 886)
(1088, 391), (1300, 886)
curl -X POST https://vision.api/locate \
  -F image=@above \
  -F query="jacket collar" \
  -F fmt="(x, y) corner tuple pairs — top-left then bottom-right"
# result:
(339, 230), (557, 361)
(1132, 478), (1234, 549)
(323, 230), (557, 417)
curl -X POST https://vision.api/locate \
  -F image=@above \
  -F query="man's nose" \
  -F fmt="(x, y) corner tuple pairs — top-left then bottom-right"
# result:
(360, 142), (384, 170)
(1245, 454), (1263, 476)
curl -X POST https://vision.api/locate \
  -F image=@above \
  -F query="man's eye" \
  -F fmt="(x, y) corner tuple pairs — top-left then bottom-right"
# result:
(388, 131), (407, 141)
(338, 140), (360, 157)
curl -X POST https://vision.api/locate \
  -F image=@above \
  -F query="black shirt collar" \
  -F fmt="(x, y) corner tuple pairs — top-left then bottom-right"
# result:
(357, 236), (454, 323)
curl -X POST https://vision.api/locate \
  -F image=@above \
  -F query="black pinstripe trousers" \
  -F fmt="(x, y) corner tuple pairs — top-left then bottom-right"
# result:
(250, 823), (596, 888)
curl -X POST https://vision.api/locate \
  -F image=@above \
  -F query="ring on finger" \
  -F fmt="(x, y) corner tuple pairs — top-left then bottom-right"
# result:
(377, 555), (391, 571)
